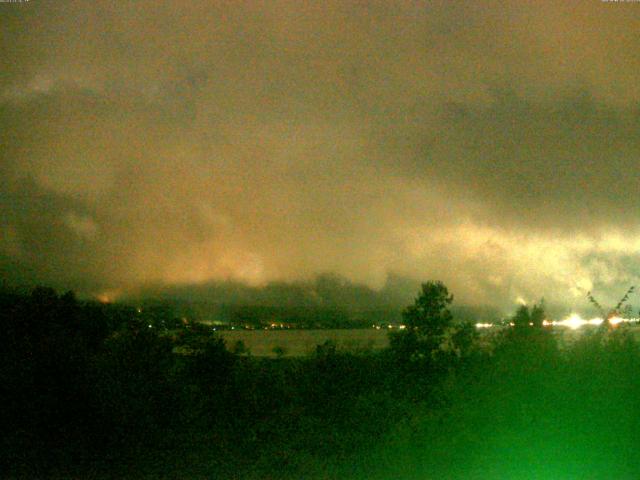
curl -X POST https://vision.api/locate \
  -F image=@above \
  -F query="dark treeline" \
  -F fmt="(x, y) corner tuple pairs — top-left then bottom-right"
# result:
(2, 283), (640, 479)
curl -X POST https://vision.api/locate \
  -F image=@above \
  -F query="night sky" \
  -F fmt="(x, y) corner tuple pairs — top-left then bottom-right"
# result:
(3, 1), (640, 311)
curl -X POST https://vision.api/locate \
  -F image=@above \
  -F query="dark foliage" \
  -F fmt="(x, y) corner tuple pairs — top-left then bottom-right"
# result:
(2, 284), (640, 479)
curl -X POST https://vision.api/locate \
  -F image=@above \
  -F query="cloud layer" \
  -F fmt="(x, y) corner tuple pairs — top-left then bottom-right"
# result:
(3, 1), (640, 311)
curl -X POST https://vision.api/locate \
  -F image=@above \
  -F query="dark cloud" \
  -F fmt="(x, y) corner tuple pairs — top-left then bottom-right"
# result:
(405, 89), (640, 231)
(3, 1), (640, 312)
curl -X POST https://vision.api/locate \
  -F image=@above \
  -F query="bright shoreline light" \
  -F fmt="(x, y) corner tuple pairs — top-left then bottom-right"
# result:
(552, 313), (637, 329)
(474, 314), (638, 330)
(475, 323), (493, 329)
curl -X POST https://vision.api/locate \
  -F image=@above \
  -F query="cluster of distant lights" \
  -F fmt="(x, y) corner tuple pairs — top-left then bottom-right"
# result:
(373, 324), (407, 330)
(475, 314), (640, 330)
(132, 304), (638, 332)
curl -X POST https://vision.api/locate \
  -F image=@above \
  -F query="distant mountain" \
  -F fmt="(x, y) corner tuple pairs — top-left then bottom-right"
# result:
(123, 274), (503, 327)
(127, 273), (410, 310)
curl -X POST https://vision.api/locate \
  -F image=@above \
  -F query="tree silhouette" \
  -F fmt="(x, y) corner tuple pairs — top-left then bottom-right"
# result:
(391, 281), (456, 364)
(587, 286), (635, 329)
(511, 301), (546, 330)
(530, 301), (545, 328)
(512, 304), (531, 329)
(402, 281), (453, 336)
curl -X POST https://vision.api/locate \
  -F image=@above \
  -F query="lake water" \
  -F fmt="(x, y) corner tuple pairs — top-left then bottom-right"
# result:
(218, 328), (390, 357)
(218, 326), (640, 357)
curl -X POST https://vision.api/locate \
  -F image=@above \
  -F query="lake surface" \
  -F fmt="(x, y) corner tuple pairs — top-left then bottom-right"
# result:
(218, 326), (640, 357)
(218, 328), (390, 357)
